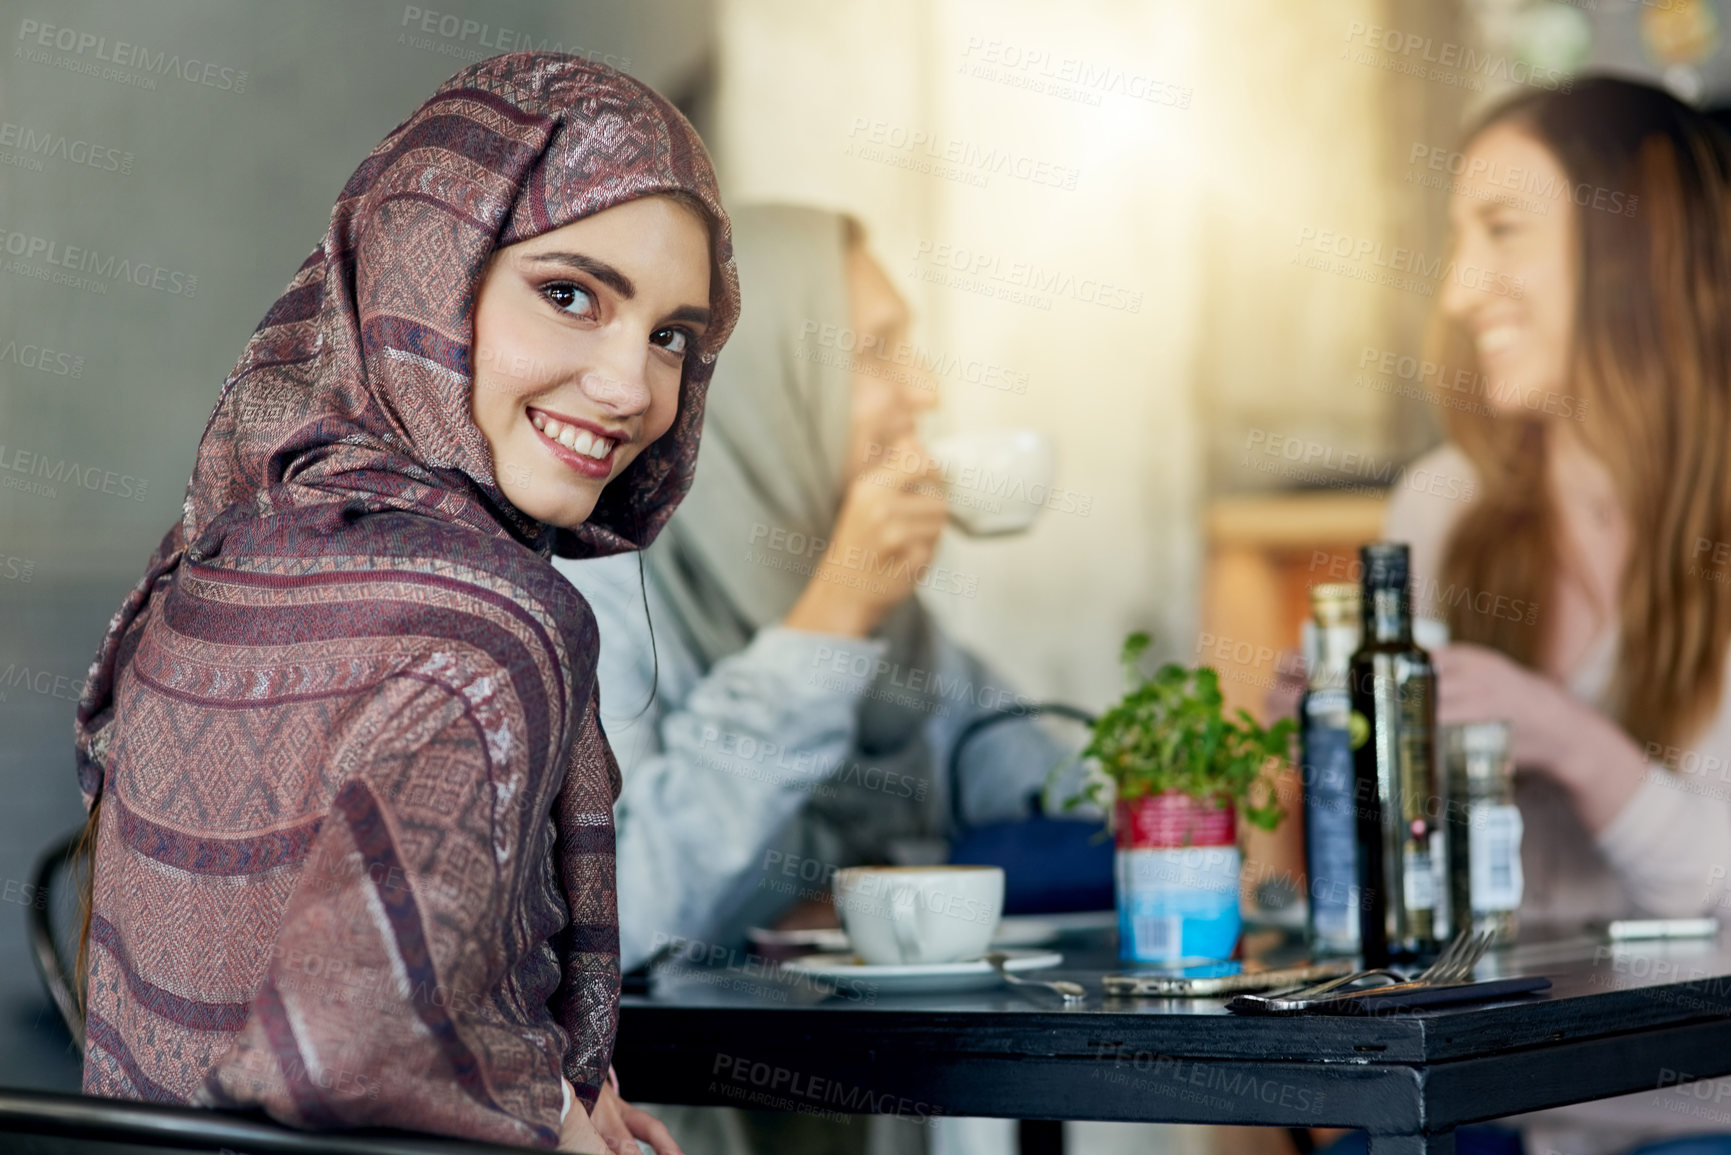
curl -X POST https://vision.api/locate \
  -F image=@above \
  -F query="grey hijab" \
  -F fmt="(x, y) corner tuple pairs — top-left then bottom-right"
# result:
(643, 204), (940, 814)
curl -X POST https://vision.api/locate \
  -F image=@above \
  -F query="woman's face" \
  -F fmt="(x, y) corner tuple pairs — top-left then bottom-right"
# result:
(1441, 123), (1577, 414)
(843, 243), (937, 479)
(471, 194), (712, 529)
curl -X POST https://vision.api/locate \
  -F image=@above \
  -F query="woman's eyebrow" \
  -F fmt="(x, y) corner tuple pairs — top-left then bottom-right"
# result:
(524, 251), (635, 298)
(666, 304), (711, 327)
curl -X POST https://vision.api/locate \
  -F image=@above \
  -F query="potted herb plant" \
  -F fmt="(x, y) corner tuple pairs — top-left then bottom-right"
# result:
(1064, 632), (1295, 962)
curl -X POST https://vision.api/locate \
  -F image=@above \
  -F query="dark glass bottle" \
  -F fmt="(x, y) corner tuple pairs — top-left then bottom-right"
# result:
(1348, 542), (1448, 966)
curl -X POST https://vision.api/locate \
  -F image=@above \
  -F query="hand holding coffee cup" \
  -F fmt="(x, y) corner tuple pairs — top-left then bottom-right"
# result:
(782, 433), (948, 639)
(927, 429), (1058, 537)
(832, 865), (1005, 965)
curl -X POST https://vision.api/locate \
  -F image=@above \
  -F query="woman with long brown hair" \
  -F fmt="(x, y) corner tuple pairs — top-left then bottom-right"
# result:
(1386, 76), (1731, 1155)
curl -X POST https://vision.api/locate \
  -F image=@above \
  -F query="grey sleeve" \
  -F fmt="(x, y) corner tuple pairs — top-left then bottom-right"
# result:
(565, 558), (891, 970)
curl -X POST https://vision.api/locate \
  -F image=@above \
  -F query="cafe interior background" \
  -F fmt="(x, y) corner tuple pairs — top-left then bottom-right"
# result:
(2, 0), (1727, 1147)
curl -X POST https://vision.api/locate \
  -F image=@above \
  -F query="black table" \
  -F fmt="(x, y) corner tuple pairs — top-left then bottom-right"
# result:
(614, 928), (1731, 1155)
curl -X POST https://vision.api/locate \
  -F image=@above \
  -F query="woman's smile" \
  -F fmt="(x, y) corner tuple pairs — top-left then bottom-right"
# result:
(528, 406), (625, 478)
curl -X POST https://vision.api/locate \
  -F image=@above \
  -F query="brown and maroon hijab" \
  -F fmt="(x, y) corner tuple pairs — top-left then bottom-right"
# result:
(72, 52), (738, 1147)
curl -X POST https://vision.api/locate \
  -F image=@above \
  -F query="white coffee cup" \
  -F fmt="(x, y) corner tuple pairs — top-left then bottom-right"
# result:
(927, 429), (1057, 537)
(832, 865), (1005, 966)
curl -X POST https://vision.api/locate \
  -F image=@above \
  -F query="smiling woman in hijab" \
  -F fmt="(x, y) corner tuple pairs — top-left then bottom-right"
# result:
(70, 53), (739, 1154)
(558, 204), (1064, 977)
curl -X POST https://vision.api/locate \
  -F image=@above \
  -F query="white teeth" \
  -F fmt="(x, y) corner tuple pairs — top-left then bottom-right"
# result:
(558, 426), (578, 450)
(1477, 326), (1519, 355)
(543, 418), (564, 439)
(573, 429), (596, 456)
(532, 412), (547, 431)
(588, 438), (612, 459)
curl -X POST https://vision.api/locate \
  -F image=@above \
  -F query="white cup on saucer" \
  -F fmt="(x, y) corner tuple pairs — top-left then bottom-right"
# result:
(927, 429), (1057, 537)
(832, 865), (1005, 966)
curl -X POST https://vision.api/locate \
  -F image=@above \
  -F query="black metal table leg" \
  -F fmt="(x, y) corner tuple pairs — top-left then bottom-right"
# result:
(1366, 1131), (1455, 1155)
(1019, 1118), (1063, 1155)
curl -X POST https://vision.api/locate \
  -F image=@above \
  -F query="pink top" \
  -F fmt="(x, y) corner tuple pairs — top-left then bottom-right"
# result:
(1386, 443), (1731, 1153)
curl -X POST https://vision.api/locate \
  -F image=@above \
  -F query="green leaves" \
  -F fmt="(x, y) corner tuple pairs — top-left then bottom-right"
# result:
(1065, 633), (1296, 831)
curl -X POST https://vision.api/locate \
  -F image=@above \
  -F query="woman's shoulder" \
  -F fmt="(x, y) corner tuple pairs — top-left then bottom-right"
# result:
(214, 505), (601, 670)
(1384, 442), (1480, 553)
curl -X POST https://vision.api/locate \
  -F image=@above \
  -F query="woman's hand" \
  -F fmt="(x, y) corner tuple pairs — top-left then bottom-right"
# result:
(592, 1079), (681, 1155)
(559, 1077), (682, 1155)
(1433, 643), (1646, 830)
(784, 434), (949, 639)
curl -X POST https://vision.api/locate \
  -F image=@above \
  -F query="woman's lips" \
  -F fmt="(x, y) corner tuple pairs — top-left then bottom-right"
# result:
(528, 409), (616, 479)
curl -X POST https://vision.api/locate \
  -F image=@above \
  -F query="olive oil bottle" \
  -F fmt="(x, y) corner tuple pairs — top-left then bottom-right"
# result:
(1349, 542), (1449, 965)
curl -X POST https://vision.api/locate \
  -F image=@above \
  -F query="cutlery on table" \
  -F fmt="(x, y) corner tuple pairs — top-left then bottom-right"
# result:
(1229, 930), (1495, 1013)
(984, 951), (1087, 1005)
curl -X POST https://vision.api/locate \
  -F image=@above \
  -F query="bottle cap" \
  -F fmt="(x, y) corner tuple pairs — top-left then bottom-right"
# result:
(1360, 542), (1410, 592)
(1310, 583), (1359, 627)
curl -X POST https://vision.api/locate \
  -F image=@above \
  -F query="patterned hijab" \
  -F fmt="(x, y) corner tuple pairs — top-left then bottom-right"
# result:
(77, 52), (739, 804)
(73, 54), (738, 1142)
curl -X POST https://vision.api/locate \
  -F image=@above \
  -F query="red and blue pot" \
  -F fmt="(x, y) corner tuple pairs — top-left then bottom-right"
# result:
(1114, 790), (1241, 962)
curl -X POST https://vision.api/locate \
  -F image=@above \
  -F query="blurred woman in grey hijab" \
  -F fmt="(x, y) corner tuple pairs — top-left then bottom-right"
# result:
(556, 204), (1062, 1153)
(557, 203), (1061, 970)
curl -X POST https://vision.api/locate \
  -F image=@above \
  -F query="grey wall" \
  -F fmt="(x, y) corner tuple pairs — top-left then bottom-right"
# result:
(0, 0), (712, 1091)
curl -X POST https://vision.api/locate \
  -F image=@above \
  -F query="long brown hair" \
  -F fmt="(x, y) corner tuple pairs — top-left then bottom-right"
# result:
(1434, 77), (1731, 751)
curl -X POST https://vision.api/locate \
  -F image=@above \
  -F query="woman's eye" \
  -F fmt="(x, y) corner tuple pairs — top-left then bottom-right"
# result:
(543, 281), (597, 319)
(652, 327), (692, 358)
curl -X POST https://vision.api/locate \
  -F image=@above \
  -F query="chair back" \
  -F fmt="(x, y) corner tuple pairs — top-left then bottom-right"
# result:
(0, 1087), (539, 1154)
(27, 828), (86, 1057)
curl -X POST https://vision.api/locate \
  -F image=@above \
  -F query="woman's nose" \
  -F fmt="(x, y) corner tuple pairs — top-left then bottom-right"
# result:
(577, 358), (652, 416)
(1439, 237), (1484, 322)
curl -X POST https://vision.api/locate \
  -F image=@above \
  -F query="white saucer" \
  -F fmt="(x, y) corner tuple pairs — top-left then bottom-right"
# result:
(780, 948), (1064, 994)
(748, 915), (1065, 953)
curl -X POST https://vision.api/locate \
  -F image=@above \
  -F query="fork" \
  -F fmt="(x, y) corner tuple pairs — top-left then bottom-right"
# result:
(1232, 930), (1494, 1011)
(985, 951), (1087, 1005)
